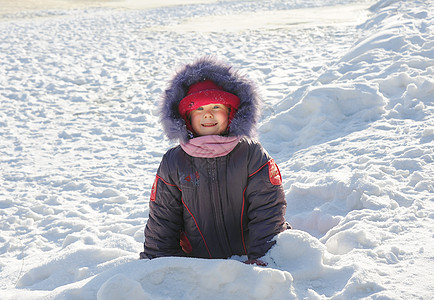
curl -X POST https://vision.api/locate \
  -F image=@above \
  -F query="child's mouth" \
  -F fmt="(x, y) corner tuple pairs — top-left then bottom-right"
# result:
(202, 123), (217, 127)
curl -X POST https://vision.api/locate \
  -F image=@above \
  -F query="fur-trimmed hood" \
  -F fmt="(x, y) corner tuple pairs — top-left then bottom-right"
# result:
(161, 57), (261, 142)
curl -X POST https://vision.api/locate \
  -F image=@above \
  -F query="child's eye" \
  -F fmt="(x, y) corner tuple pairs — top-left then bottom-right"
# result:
(213, 105), (221, 109)
(196, 107), (204, 111)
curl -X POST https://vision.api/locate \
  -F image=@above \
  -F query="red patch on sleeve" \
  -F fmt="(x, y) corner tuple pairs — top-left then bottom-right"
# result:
(150, 175), (158, 201)
(268, 159), (282, 185)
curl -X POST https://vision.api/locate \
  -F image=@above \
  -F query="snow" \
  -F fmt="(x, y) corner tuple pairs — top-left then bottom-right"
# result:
(0, 0), (433, 299)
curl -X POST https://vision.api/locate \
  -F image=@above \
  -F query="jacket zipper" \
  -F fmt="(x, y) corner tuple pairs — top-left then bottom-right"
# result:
(208, 158), (231, 256)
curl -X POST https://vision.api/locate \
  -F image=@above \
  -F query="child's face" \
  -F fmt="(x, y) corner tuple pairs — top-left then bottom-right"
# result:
(190, 103), (229, 136)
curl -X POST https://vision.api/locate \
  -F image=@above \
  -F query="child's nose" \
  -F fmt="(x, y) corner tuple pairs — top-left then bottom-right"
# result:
(203, 110), (214, 118)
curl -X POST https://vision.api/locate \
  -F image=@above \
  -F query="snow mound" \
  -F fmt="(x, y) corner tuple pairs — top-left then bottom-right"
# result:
(49, 257), (295, 300)
(260, 83), (386, 152)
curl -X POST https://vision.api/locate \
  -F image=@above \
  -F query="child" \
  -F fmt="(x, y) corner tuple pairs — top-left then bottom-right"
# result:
(140, 57), (290, 264)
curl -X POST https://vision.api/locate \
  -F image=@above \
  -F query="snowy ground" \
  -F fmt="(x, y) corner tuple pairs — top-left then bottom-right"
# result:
(0, 0), (221, 15)
(1, 0), (433, 299)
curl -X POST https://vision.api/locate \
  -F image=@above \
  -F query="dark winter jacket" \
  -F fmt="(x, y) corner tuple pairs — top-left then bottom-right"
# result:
(141, 57), (289, 260)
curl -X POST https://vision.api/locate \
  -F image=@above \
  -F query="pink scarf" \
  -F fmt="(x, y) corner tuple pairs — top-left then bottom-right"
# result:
(180, 135), (241, 158)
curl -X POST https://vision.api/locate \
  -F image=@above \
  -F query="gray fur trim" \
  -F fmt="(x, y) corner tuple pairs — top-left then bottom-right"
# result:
(161, 56), (261, 142)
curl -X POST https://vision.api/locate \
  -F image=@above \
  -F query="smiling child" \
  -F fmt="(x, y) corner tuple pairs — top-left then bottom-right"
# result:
(140, 57), (290, 265)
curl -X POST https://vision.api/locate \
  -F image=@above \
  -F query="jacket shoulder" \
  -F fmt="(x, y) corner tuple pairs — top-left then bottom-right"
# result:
(237, 138), (271, 175)
(157, 145), (185, 183)
(162, 145), (184, 160)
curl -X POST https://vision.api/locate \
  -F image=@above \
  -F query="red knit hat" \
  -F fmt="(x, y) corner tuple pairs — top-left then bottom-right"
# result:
(178, 80), (240, 133)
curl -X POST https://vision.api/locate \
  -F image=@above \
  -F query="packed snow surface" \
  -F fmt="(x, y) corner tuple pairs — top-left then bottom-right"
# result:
(1, 0), (433, 299)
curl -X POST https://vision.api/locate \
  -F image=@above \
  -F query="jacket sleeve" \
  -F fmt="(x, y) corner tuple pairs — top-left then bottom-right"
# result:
(141, 153), (185, 259)
(244, 145), (289, 260)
